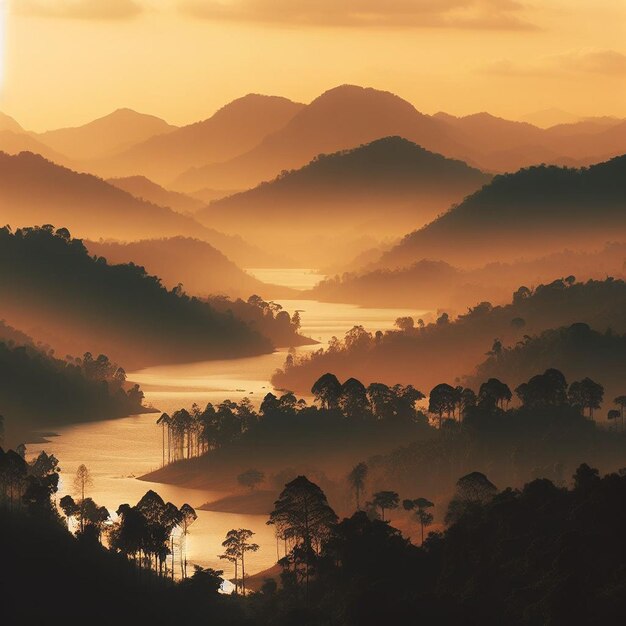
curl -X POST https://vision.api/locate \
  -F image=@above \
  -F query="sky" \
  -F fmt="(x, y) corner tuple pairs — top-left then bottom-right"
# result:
(1, 0), (625, 131)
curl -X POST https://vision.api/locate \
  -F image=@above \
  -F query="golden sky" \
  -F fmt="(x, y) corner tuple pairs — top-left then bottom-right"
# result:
(1, 0), (625, 131)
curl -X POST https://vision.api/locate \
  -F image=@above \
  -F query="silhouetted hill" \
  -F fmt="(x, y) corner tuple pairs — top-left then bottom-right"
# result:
(0, 330), (149, 442)
(197, 137), (490, 237)
(377, 157), (626, 269)
(273, 278), (626, 394)
(97, 94), (304, 183)
(85, 237), (296, 300)
(0, 151), (282, 266)
(310, 243), (626, 309)
(467, 323), (626, 405)
(174, 85), (464, 191)
(0, 226), (288, 369)
(37, 108), (175, 160)
(106, 175), (204, 214)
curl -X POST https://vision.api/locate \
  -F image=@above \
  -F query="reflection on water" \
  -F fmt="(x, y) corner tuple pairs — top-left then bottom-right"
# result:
(246, 267), (324, 291)
(27, 276), (431, 577)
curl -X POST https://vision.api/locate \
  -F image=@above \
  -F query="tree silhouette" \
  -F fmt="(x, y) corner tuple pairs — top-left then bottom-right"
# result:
(73, 464), (93, 532)
(568, 378), (604, 419)
(347, 462), (368, 510)
(371, 490), (399, 522)
(429, 383), (456, 428)
(403, 497), (434, 544)
(237, 468), (265, 491)
(311, 373), (342, 409)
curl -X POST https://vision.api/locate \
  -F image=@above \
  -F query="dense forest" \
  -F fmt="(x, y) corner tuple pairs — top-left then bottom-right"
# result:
(0, 226), (309, 368)
(2, 443), (625, 625)
(274, 278), (626, 394)
(376, 156), (626, 268)
(0, 321), (149, 442)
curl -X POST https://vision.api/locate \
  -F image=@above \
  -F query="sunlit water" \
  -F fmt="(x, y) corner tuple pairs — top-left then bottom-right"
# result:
(27, 273), (430, 579)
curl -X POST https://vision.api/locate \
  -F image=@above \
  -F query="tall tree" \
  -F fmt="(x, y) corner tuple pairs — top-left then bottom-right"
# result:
(402, 497), (434, 544)
(73, 464), (93, 532)
(347, 462), (368, 510)
(311, 373), (342, 409)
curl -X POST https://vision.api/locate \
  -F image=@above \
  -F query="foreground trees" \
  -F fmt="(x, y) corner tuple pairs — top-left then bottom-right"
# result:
(220, 528), (259, 595)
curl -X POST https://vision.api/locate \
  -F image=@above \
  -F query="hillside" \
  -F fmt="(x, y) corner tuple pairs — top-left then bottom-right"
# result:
(173, 85), (464, 192)
(96, 94), (304, 183)
(0, 112), (24, 133)
(0, 151), (281, 266)
(466, 323), (626, 406)
(377, 157), (626, 269)
(0, 226), (300, 369)
(0, 329), (150, 443)
(0, 131), (74, 166)
(106, 176), (204, 214)
(197, 137), (490, 237)
(309, 243), (626, 310)
(273, 278), (626, 394)
(37, 108), (176, 160)
(85, 237), (296, 300)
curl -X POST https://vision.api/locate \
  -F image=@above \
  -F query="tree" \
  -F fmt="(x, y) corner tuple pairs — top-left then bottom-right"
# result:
(269, 476), (337, 592)
(156, 413), (170, 466)
(59, 494), (79, 529)
(515, 369), (568, 409)
(403, 497), (434, 544)
(179, 503), (197, 578)
(568, 378), (604, 419)
(237, 469), (265, 491)
(429, 383), (456, 427)
(73, 464), (93, 532)
(347, 462), (368, 510)
(311, 373), (342, 409)
(371, 491), (399, 522)
(479, 378), (512, 410)
(614, 395), (626, 431)
(340, 378), (370, 419)
(220, 528), (259, 596)
(395, 316), (414, 332)
(446, 472), (497, 524)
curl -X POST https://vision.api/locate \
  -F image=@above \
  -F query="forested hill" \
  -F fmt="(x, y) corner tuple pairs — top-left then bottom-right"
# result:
(378, 156), (626, 268)
(0, 226), (293, 368)
(0, 336), (149, 443)
(199, 137), (490, 234)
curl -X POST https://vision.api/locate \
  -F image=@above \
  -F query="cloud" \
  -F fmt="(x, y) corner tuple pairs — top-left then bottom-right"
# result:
(179, 0), (537, 30)
(12, 0), (144, 20)
(482, 49), (626, 77)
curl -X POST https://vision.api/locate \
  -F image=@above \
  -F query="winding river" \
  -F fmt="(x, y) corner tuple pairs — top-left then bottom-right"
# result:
(27, 269), (429, 579)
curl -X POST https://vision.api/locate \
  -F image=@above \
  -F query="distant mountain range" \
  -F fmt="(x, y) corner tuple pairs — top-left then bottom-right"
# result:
(0, 151), (283, 267)
(3, 85), (624, 194)
(375, 156), (626, 269)
(94, 94), (304, 183)
(197, 136), (491, 237)
(35, 108), (176, 161)
(174, 85), (463, 191)
(106, 175), (205, 214)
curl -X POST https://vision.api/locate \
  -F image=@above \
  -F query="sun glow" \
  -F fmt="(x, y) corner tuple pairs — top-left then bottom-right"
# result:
(0, 1), (5, 93)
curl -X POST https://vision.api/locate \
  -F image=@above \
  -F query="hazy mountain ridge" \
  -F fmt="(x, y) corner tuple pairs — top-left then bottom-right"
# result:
(197, 136), (491, 236)
(376, 156), (626, 269)
(0, 151), (283, 267)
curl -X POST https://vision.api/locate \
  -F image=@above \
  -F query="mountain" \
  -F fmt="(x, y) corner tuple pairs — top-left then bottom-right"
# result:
(0, 112), (24, 133)
(0, 226), (283, 369)
(36, 108), (176, 160)
(0, 151), (283, 266)
(0, 131), (73, 166)
(106, 175), (204, 214)
(376, 156), (626, 269)
(96, 94), (304, 183)
(85, 237), (295, 299)
(520, 108), (581, 128)
(173, 85), (465, 192)
(309, 243), (626, 310)
(197, 137), (490, 238)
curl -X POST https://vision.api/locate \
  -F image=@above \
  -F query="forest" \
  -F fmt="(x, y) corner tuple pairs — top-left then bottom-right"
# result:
(2, 443), (624, 625)
(0, 226), (308, 368)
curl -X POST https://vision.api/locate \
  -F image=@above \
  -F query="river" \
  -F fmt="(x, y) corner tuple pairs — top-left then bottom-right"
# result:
(27, 270), (429, 580)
